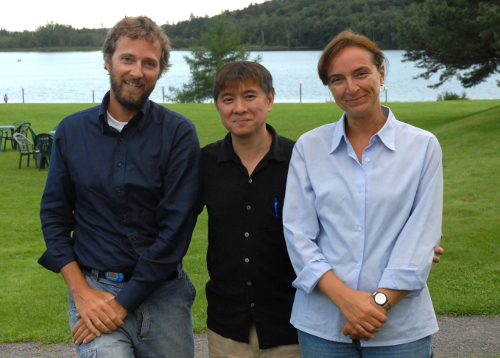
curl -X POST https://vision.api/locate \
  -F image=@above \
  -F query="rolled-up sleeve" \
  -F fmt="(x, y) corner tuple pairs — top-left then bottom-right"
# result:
(378, 136), (443, 295)
(283, 139), (332, 294)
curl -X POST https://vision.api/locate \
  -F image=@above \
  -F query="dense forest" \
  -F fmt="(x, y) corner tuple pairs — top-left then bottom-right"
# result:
(0, 0), (410, 50)
(0, 22), (107, 49)
(163, 0), (410, 49)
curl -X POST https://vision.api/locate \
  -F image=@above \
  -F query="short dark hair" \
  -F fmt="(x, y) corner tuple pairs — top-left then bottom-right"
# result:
(318, 30), (387, 85)
(102, 16), (171, 77)
(213, 61), (275, 103)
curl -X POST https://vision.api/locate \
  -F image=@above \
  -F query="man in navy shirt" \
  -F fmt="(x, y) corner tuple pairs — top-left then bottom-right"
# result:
(39, 16), (201, 358)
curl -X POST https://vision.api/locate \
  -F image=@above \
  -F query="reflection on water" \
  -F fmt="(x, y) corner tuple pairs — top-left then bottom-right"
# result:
(0, 50), (499, 103)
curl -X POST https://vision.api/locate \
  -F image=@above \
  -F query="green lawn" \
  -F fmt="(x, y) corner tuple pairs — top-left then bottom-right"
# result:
(0, 100), (499, 344)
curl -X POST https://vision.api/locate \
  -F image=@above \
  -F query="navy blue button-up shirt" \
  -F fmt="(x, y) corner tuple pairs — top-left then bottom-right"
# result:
(39, 92), (202, 312)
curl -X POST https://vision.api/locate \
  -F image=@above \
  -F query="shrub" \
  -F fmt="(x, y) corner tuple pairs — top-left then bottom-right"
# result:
(437, 91), (469, 101)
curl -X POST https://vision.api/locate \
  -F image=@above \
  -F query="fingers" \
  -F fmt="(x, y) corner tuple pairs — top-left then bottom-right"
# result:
(72, 320), (92, 345)
(102, 297), (125, 328)
(342, 321), (374, 340)
(74, 327), (96, 345)
(434, 246), (444, 256)
(71, 319), (85, 338)
(369, 308), (388, 325)
(71, 299), (120, 346)
(79, 293), (123, 334)
(432, 255), (440, 264)
(98, 303), (122, 331)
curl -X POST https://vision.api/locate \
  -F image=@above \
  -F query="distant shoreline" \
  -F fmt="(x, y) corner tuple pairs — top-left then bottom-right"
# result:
(0, 46), (324, 53)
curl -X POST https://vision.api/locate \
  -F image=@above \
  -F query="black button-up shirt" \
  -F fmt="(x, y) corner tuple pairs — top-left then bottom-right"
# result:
(39, 92), (202, 313)
(201, 124), (298, 349)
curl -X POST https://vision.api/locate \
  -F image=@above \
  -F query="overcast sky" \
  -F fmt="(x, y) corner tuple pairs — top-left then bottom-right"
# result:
(2, 0), (267, 32)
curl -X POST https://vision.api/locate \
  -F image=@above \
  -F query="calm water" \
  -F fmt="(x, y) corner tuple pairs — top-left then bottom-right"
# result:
(1, 50), (499, 103)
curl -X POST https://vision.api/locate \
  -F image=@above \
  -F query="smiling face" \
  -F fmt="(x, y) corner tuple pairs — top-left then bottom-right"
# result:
(105, 35), (161, 117)
(327, 46), (385, 121)
(215, 81), (274, 140)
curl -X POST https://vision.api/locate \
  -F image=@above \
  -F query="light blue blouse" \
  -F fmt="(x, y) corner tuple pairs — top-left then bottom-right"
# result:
(283, 106), (442, 346)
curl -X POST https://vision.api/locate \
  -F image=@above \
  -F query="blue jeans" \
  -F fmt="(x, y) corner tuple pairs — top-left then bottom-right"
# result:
(298, 330), (434, 358)
(68, 268), (196, 358)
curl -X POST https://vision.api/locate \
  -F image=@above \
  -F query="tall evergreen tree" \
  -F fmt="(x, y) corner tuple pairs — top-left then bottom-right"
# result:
(168, 14), (260, 103)
(395, 0), (500, 88)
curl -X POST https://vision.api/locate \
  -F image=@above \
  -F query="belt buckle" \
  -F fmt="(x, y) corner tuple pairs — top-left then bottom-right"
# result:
(105, 272), (125, 282)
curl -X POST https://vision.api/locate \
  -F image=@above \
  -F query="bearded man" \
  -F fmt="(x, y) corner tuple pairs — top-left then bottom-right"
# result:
(38, 16), (201, 358)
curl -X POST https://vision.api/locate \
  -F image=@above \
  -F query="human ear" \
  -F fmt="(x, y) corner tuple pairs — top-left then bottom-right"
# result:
(267, 92), (275, 112)
(104, 56), (111, 73)
(379, 64), (385, 85)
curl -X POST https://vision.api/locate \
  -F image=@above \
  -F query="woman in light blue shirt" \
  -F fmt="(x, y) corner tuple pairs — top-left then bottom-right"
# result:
(283, 31), (442, 357)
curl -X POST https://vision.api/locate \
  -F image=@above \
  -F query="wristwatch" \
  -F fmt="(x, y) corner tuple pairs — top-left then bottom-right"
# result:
(372, 291), (392, 311)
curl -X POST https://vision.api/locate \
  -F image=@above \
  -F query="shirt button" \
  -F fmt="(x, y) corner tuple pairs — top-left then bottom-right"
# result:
(133, 237), (137, 241)
(118, 162), (122, 167)
(355, 263), (360, 268)
(247, 281), (252, 286)
(249, 179), (253, 183)
(117, 189), (121, 193)
(246, 205), (251, 210)
(365, 158), (371, 163)
(244, 232), (249, 237)
(120, 138), (124, 142)
(250, 303), (255, 308)
(123, 215), (127, 219)
(245, 258), (250, 263)
(358, 226), (362, 231)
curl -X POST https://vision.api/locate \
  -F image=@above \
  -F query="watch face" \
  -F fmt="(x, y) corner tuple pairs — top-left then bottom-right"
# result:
(374, 293), (387, 305)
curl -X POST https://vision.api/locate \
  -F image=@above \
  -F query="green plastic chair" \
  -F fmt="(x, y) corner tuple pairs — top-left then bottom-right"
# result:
(34, 134), (54, 170)
(2, 121), (26, 151)
(13, 133), (39, 169)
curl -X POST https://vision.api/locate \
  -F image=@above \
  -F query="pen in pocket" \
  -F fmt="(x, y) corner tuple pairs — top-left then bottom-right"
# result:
(274, 198), (278, 217)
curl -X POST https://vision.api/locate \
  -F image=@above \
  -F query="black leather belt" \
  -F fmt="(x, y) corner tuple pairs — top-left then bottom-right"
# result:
(80, 265), (179, 283)
(80, 266), (133, 282)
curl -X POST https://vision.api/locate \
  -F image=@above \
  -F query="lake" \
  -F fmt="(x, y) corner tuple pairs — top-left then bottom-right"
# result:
(1, 50), (499, 103)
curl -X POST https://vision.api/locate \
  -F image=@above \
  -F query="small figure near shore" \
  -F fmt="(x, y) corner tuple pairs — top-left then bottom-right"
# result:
(4, 94), (8, 103)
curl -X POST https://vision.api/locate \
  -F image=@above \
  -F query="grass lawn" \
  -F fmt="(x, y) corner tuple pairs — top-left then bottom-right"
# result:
(0, 100), (499, 345)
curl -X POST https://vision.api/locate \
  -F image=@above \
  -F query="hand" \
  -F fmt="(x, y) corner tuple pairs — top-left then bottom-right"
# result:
(72, 298), (128, 345)
(71, 320), (95, 345)
(342, 320), (371, 340)
(72, 288), (125, 339)
(431, 235), (444, 271)
(337, 290), (387, 340)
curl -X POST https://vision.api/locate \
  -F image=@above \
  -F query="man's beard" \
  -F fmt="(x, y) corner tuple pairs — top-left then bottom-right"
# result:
(109, 66), (156, 111)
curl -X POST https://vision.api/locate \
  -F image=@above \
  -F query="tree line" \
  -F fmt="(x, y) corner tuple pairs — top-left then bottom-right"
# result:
(170, 0), (499, 102)
(1, 0), (412, 50)
(163, 0), (410, 50)
(0, 21), (107, 49)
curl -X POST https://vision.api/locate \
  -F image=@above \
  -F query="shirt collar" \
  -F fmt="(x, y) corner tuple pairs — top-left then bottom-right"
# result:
(376, 106), (396, 151)
(98, 91), (150, 133)
(217, 124), (285, 163)
(330, 105), (397, 153)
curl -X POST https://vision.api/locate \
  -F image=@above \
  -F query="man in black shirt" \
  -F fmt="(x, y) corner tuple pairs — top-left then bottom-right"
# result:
(201, 61), (301, 357)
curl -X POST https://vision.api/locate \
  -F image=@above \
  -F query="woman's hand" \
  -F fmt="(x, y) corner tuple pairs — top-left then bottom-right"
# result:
(317, 271), (387, 340)
(337, 289), (387, 340)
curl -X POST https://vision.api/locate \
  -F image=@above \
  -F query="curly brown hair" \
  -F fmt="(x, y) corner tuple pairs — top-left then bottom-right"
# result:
(102, 16), (171, 78)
